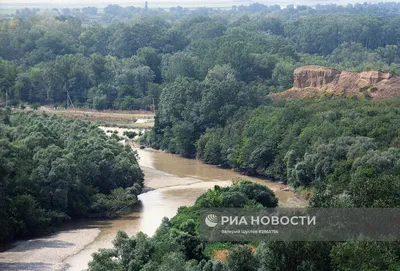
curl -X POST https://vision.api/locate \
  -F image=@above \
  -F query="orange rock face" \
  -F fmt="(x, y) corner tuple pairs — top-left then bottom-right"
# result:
(272, 66), (400, 100)
(293, 66), (341, 89)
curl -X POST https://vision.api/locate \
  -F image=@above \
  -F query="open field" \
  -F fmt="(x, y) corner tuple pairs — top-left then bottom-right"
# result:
(36, 106), (155, 128)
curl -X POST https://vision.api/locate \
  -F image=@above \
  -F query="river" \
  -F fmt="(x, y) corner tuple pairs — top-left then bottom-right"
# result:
(0, 146), (303, 271)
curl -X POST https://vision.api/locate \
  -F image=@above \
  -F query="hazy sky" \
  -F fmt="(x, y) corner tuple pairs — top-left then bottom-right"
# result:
(1, 0), (257, 10)
(1, 0), (234, 3)
(1, 0), (395, 9)
(0, 0), (244, 8)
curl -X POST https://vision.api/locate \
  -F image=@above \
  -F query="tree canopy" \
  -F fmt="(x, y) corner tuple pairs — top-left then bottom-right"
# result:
(0, 109), (144, 244)
(2, 3), (400, 109)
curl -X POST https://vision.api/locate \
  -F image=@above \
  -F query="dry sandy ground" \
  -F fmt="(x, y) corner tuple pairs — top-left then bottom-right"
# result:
(36, 106), (155, 128)
(0, 166), (211, 271)
(0, 229), (100, 271)
(0, 144), (305, 271)
(98, 126), (147, 140)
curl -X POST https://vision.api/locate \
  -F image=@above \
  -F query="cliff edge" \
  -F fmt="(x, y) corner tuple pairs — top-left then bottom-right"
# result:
(271, 66), (400, 100)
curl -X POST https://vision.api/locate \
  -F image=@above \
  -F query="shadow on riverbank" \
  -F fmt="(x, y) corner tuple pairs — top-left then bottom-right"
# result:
(0, 262), (52, 271)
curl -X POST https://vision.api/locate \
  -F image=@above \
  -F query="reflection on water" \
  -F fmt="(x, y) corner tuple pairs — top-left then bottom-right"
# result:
(65, 147), (296, 270)
(138, 147), (246, 180)
(136, 147), (292, 201)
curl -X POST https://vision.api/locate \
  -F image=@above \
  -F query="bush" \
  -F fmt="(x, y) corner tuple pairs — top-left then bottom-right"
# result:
(123, 131), (138, 139)
(31, 102), (41, 110)
(227, 246), (257, 271)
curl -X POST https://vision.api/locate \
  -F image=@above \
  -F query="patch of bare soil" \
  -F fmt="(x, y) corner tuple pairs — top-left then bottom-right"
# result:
(213, 245), (257, 262)
(36, 106), (154, 128)
(271, 65), (400, 101)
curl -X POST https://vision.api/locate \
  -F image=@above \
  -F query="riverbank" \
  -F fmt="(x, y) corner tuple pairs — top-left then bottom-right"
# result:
(0, 164), (207, 271)
(0, 147), (305, 271)
(135, 146), (307, 208)
(62, 165), (233, 271)
(0, 229), (100, 271)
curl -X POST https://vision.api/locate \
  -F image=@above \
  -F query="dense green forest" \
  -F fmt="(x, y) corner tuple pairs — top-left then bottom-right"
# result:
(88, 180), (400, 271)
(0, 109), (144, 244)
(149, 98), (400, 195)
(2, 2), (400, 269)
(88, 181), (281, 271)
(2, 3), (400, 110)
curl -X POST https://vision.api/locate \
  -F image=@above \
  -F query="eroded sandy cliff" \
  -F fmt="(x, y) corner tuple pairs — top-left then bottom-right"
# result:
(272, 66), (400, 100)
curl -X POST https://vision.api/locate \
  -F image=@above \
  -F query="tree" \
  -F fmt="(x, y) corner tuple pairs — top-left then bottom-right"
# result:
(0, 58), (17, 102)
(256, 241), (333, 271)
(137, 47), (162, 83)
(161, 52), (201, 81)
(196, 128), (224, 165)
(88, 249), (122, 271)
(331, 242), (400, 271)
(0, 111), (144, 244)
(14, 66), (47, 103)
(82, 7), (98, 16)
(227, 246), (257, 271)
(230, 181), (278, 207)
(104, 5), (124, 16)
(172, 121), (196, 157)
(46, 54), (93, 104)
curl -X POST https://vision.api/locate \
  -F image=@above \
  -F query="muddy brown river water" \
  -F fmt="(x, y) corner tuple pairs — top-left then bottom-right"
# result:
(0, 147), (302, 271)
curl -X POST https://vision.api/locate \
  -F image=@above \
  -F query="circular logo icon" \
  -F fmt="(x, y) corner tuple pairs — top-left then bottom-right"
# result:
(205, 214), (218, 227)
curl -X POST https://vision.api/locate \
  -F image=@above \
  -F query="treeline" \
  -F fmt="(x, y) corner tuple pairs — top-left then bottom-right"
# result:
(2, 4), (400, 109)
(8, 2), (400, 22)
(88, 180), (400, 271)
(0, 109), (144, 244)
(147, 96), (400, 268)
(88, 181), (280, 271)
(148, 98), (400, 195)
